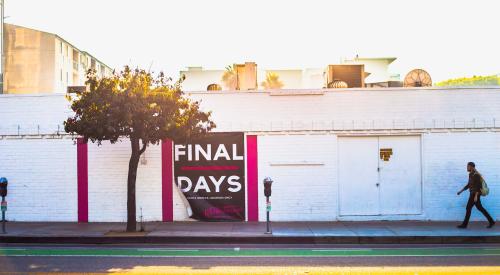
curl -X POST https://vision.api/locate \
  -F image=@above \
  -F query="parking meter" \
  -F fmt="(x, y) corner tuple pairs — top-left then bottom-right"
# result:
(263, 177), (272, 197)
(0, 178), (7, 198)
(263, 177), (273, 234)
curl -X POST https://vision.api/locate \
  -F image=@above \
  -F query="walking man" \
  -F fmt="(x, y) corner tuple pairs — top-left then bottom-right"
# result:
(457, 162), (495, 229)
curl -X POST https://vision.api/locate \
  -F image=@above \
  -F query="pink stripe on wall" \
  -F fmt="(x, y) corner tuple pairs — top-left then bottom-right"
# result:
(77, 138), (88, 223)
(246, 135), (259, 222)
(162, 139), (174, 222)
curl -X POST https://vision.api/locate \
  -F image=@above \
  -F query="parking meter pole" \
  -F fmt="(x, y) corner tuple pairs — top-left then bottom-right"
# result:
(1, 197), (5, 234)
(0, 177), (7, 234)
(263, 177), (273, 234)
(266, 197), (271, 234)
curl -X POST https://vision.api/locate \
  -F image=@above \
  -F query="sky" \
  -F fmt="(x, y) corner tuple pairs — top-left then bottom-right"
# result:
(5, 0), (500, 82)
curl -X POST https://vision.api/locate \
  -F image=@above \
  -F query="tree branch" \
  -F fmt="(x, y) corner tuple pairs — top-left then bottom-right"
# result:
(139, 142), (147, 155)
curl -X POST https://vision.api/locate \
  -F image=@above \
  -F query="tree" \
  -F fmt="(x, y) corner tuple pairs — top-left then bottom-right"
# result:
(261, 72), (284, 89)
(435, 75), (500, 87)
(64, 67), (215, 232)
(221, 65), (237, 90)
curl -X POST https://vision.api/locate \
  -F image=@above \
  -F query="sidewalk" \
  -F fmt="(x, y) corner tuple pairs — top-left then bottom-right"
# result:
(0, 221), (499, 244)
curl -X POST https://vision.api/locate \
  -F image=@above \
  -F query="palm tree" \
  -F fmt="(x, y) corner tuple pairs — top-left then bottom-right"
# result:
(261, 72), (284, 90)
(221, 65), (237, 90)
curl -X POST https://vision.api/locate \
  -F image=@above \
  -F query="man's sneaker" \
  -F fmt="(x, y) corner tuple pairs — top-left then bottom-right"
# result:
(487, 222), (495, 229)
(457, 224), (467, 229)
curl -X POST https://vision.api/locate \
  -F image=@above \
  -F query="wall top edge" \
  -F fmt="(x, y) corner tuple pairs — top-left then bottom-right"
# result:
(2, 86), (500, 98)
(2, 127), (499, 139)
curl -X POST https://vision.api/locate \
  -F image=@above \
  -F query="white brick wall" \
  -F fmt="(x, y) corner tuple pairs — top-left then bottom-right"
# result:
(254, 132), (500, 222)
(0, 138), (77, 221)
(87, 140), (163, 222)
(257, 134), (337, 221)
(3, 132), (498, 222)
(422, 132), (500, 221)
(1, 89), (500, 222)
(2, 88), (500, 135)
(186, 88), (500, 132)
(0, 94), (71, 135)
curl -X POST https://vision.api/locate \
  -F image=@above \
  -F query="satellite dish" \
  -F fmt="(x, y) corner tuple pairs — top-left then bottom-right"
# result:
(403, 69), (432, 87)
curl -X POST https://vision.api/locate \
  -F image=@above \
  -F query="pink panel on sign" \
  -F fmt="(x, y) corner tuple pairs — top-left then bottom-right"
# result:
(77, 138), (88, 223)
(246, 135), (259, 221)
(162, 139), (174, 222)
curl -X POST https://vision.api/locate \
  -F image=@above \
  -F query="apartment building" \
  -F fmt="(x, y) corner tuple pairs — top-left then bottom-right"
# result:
(3, 24), (112, 94)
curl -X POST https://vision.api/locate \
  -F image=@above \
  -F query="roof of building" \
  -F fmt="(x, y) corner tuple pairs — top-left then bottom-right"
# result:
(265, 69), (303, 72)
(181, 66), (224, 72)
(349, 56), (397, 64)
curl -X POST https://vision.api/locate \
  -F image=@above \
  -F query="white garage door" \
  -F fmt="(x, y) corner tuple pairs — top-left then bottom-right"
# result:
(338, 136), (422, 216)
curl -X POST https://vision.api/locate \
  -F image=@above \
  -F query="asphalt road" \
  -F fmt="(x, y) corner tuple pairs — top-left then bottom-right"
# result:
(0, 243), (499, 274)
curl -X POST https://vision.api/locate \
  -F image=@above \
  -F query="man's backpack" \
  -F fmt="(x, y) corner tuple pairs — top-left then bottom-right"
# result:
(480, 175), (490, 196)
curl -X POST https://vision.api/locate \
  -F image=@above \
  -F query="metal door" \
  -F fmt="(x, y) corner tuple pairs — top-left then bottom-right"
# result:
(338, 136), (422, 216)
(338, 137), (380, 215)
(378, 136), (422, 215)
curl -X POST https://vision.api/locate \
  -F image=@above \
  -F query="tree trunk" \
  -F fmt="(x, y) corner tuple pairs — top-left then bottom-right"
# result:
(126, 137), (141, 232)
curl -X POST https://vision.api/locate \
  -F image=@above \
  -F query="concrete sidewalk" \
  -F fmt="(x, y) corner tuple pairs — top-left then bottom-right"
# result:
(0, 221), (498, 244)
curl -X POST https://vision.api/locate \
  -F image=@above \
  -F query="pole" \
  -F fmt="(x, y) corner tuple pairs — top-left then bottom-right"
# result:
(265, 196), (271, 234)
(1, 196), (5, 234)
(0, 0), (4, 94)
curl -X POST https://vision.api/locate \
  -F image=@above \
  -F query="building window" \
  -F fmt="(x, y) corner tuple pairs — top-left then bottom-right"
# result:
(66, 72), (69, 83)
(60, 41), (63, 54)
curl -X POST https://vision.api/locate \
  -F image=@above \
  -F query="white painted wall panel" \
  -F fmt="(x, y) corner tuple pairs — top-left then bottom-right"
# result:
(136, 144), (163, 221)
(88, 140), (162, 222)
(257, 134), (337, 221)
(422, 132), (500, 221)
(0, 138), (77, 221)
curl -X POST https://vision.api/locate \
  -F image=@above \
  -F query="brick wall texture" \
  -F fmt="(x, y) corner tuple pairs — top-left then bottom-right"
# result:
(0, 88), (499, 222)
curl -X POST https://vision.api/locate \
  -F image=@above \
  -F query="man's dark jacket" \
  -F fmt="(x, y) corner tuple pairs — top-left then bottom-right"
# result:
(462, 172), (482, 193)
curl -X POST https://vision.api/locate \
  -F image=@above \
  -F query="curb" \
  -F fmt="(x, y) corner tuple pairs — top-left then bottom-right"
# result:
(1, 235), (499, 245)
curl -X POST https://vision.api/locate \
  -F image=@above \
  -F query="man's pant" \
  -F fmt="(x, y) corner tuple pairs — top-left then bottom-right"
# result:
(462, 192), (494, 226)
